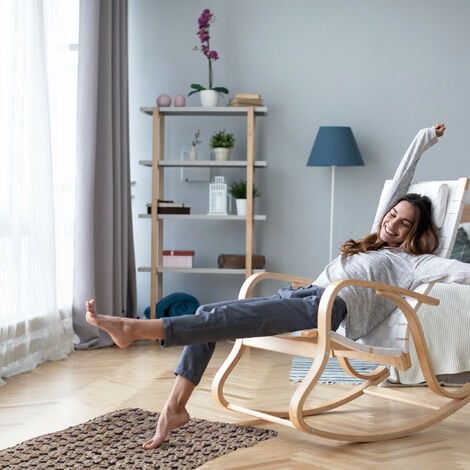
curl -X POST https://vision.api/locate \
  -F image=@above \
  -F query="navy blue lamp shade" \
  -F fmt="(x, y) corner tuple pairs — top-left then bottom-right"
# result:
(307, 126), (364, 167)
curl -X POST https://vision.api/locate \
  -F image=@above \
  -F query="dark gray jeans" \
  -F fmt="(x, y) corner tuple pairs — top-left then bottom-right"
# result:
(161, 285), (347, 385)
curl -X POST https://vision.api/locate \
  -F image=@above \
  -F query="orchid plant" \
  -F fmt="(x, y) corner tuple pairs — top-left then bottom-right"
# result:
(188, 9), (229, 97)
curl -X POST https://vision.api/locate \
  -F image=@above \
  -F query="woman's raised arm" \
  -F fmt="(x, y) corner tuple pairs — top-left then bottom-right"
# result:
(370, 124), (444, 232)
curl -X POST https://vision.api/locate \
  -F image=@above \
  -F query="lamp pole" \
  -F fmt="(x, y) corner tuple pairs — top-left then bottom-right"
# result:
(329, 165), (336, 262)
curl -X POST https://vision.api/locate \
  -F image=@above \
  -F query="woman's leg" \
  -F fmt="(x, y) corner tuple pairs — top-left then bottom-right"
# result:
(86, 300), (215, 449)
(85, 290), (347, 449)
(86, 287), (347, 351)
(143, 374), (195, 449)
(144, 341), (217, 448)
(162, 290), (347, 348)
(85, 299), (165, 347)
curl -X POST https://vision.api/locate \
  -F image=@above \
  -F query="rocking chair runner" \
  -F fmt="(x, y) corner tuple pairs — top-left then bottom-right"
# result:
(212, 177), (470, 442)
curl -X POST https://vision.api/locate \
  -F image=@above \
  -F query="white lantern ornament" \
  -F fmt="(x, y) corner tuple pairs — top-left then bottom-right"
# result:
(208, 176), (228, 215)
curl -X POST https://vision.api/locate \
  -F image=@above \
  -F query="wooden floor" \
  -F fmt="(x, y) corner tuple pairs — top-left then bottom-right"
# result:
(1, 341), (469, 469)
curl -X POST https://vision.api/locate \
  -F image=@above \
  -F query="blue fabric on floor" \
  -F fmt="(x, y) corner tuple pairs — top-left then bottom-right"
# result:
(144, 292), (200, 319)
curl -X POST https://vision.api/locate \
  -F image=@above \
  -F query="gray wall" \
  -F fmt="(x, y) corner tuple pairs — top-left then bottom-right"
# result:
(129, 0), (470, 316)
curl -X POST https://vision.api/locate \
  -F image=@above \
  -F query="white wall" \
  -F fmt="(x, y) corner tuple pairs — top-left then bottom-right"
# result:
(129, 0), (470, 315)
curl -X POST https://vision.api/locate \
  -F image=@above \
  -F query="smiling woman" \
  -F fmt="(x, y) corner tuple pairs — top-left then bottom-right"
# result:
(379, 193), (439, 254)
(380, 201), (416, 244)
(0, 0), (78, 384)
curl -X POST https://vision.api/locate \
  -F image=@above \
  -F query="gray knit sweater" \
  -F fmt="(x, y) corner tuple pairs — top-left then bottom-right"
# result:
(314, 127), (470, 339)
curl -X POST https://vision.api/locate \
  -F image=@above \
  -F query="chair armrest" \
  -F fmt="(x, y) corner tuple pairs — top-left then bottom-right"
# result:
(327, 279), (439, 307)
(315, 278), (440, 344)
(238, 272), (314, 299)
(239, 274), (439, 307)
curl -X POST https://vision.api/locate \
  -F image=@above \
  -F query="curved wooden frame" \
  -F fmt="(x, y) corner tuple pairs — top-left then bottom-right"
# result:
(212, 272), (470, 441)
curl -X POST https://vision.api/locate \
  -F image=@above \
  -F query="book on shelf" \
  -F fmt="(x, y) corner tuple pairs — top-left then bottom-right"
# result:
(147, 201), (191, 214)
(228, 93), (264, 107)
(233, 93), (261, 99)
(157, 199), (190, 207)
(158, 207), (191, 215)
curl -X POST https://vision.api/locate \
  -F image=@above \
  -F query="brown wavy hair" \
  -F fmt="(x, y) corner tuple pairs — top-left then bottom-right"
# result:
(340, 193), (440, 257)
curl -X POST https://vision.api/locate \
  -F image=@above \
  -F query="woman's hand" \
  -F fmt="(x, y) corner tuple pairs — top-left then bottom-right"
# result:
(434, 123), (446, 138)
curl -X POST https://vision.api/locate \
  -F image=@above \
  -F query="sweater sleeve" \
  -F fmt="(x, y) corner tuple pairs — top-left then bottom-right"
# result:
(371, 127), (439, 232)
(413, 255), (470, 286)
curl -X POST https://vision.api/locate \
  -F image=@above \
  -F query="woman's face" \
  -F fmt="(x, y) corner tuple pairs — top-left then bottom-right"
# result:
(380, 200), (416, 246)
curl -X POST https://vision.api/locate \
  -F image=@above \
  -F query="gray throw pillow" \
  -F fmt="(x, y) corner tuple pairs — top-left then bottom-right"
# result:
(450, 227), (470, 263)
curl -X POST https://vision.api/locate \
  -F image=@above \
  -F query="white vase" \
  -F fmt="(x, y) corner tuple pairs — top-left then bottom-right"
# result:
(189, 145), (197, 160)
(200, 89), (219, 107)
(235, 198), (247, 216)
(213, 147), (231, 161)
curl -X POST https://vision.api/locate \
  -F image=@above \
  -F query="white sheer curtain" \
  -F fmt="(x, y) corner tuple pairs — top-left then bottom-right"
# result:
(0, 0), (78, 385)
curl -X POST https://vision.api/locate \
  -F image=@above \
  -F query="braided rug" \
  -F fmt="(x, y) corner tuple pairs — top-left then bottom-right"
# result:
(0, 408), (277, 469)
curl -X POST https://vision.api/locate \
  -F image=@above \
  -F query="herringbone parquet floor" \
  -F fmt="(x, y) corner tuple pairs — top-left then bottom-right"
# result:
(1, 341), (468, 469)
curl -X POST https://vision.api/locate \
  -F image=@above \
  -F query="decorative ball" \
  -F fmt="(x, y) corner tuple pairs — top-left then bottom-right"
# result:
(174, 94), (186, 107)
(156, 94), (171, 107)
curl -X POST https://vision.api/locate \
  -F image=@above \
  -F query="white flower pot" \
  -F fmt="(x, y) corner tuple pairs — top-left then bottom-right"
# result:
(235, 198), (247, 216)
(213, 147), (231, 161)
(200, 89), (219, 107)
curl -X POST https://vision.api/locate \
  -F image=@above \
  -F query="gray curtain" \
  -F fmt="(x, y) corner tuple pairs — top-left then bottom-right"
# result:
(72, 0), (136, 349)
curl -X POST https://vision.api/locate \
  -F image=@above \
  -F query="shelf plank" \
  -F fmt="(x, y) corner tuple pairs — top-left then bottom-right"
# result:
(140, 106), (268, 116)
(138, 159), (267, 168)
(138, 214), (267, 221)
(138, 267), (266, 274)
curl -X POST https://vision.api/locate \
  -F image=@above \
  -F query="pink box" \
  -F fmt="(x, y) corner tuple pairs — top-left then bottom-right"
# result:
(162, 250), (195, 268)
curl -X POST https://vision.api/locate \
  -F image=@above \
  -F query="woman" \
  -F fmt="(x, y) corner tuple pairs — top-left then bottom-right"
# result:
(86, 122), (470, 449)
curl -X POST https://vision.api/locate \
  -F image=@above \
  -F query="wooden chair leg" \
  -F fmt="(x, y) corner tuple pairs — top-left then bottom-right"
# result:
(212, 339), (245, 409)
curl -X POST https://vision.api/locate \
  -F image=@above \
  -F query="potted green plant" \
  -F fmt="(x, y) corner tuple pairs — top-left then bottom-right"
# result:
(210, 130), (235, 161)
(228, 179), (261, 215)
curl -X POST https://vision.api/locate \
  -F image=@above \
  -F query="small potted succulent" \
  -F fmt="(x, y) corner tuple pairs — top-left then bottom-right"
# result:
(210, 130), (235, 161)
(228, 179), (261, 215)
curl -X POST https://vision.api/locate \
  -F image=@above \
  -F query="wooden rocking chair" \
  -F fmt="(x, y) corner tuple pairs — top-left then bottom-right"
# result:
(212, 177), (470, 442)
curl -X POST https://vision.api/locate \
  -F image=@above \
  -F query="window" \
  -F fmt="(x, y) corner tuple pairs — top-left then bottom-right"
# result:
(0, 0), (79, 382)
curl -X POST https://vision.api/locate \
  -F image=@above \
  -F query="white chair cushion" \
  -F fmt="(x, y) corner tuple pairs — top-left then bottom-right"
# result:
(408, 181), (449, 228)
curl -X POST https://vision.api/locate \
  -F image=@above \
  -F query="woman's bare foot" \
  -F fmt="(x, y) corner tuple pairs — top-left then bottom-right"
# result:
(85, 299), (136, 348)
(143, 405), (190, 449)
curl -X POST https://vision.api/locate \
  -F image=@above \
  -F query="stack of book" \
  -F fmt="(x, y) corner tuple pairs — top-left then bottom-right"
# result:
(228, 93), (264, 107)
(147, 200), (191, 215)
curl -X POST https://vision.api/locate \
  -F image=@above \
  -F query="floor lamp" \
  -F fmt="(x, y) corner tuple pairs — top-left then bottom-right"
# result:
(307, 126), (364, 262)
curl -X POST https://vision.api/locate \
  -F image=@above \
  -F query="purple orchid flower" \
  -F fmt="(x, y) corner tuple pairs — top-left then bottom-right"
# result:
(188, 9), (229, 97)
